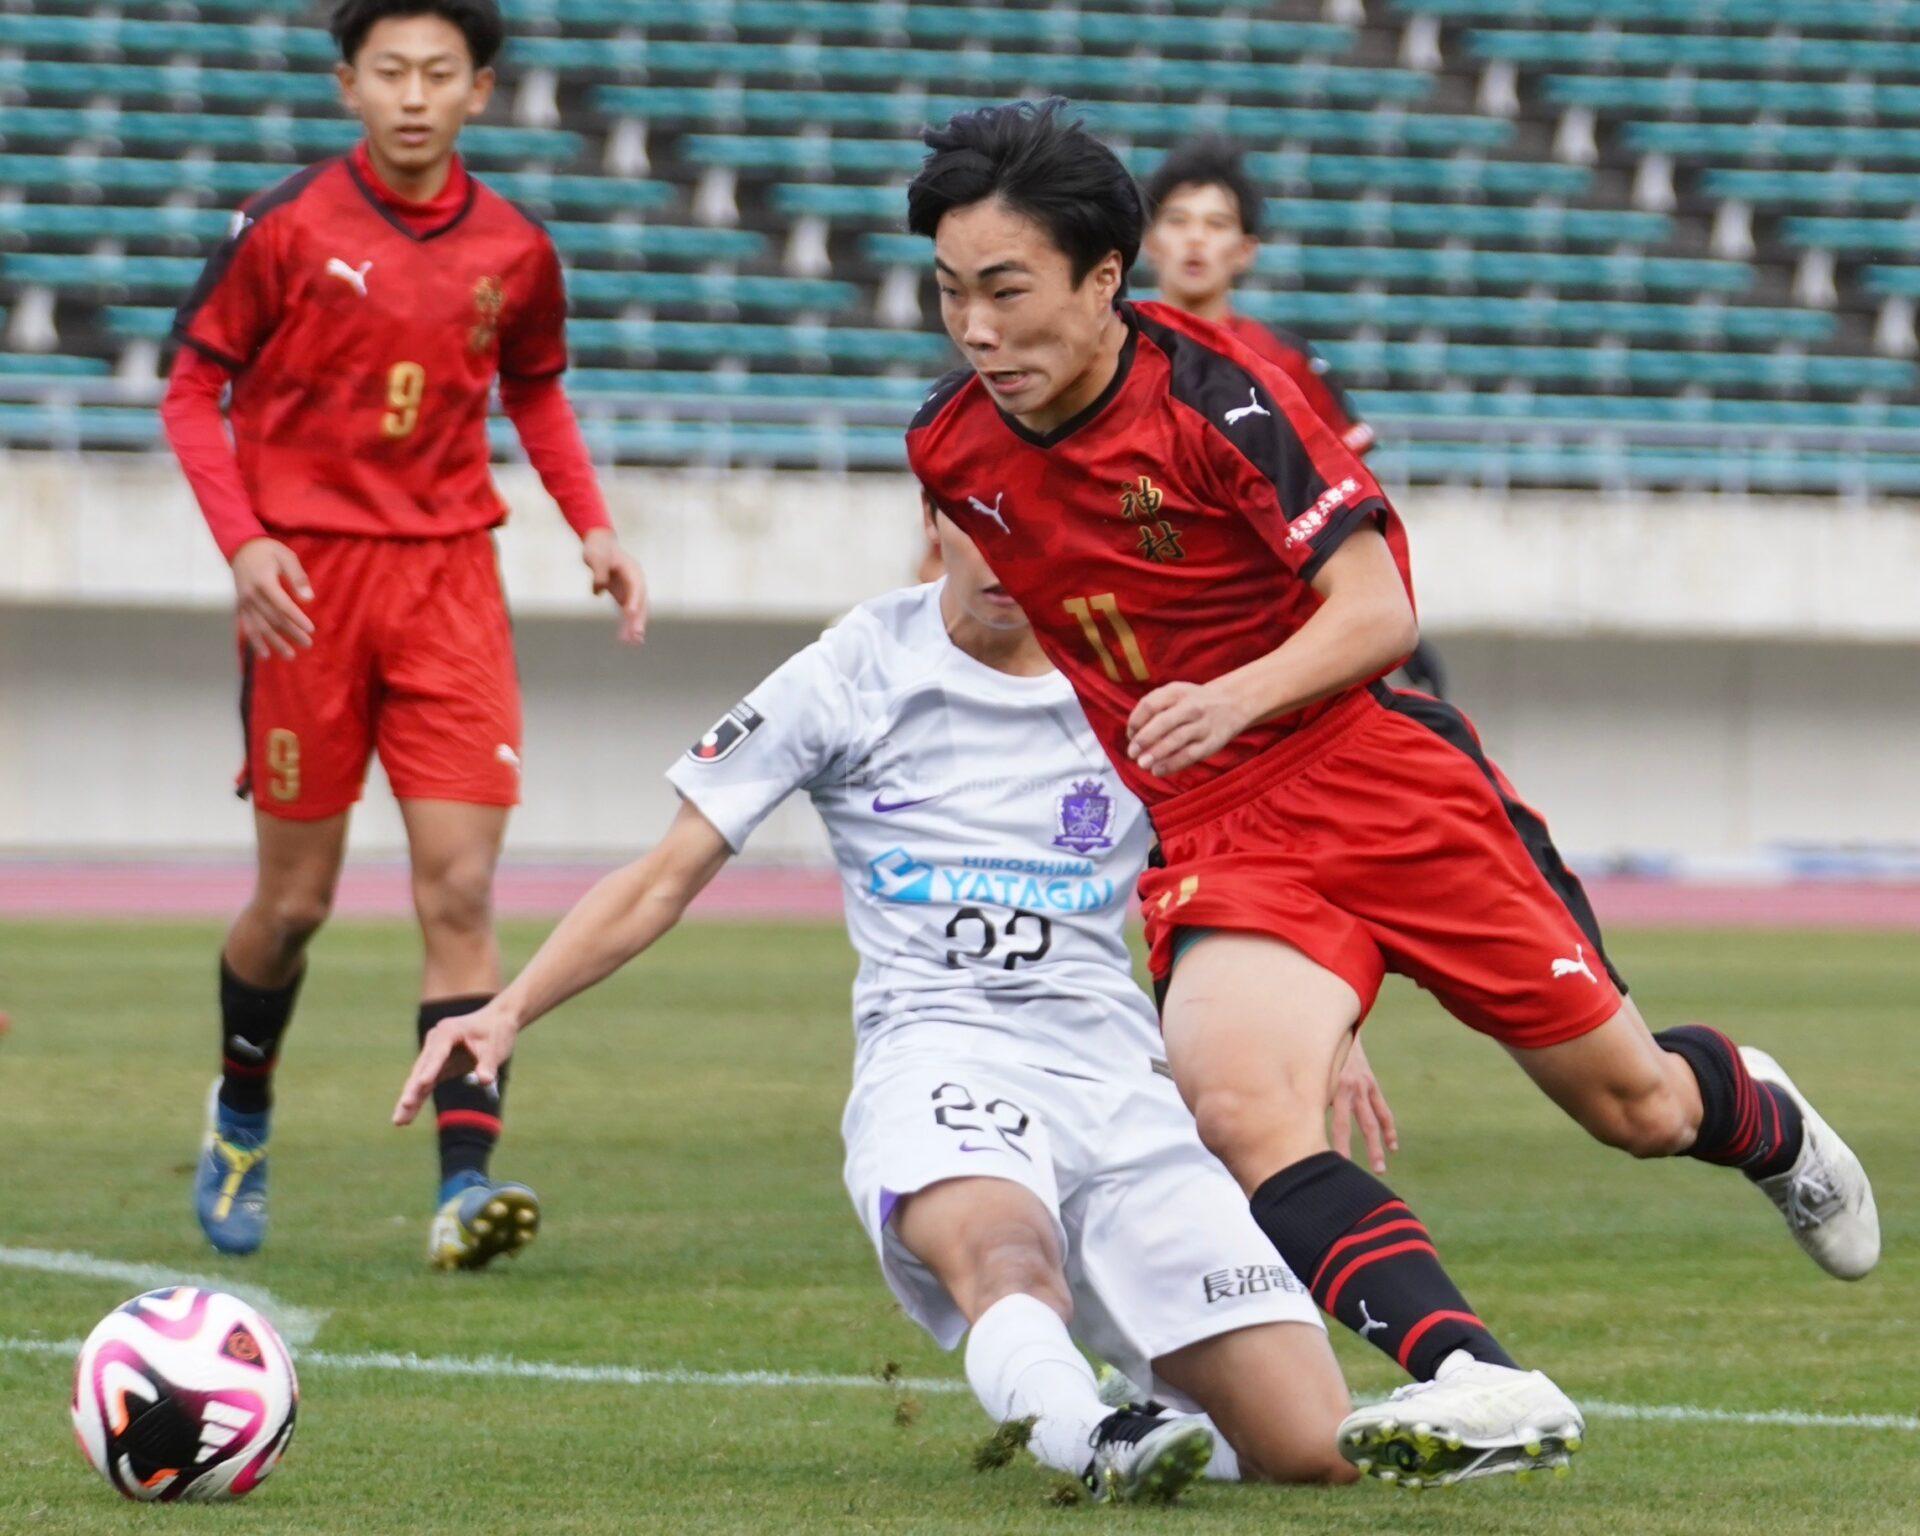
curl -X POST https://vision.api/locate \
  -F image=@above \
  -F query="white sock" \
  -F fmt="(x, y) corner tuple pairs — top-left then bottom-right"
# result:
(963, 1294), (1109, 1476)
(1200, 1422), (1241, 1481)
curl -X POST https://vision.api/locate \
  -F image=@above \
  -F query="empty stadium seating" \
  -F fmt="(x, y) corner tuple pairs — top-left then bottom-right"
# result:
(0, 0), (1913, 493)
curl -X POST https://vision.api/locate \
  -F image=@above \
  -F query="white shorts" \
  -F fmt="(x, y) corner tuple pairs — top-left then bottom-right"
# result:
(842, 1035), (1322, 1409)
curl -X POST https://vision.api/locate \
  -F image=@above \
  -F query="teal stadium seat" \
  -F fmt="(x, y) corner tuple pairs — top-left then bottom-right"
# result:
(0, 107), (579, 162)
(1864, 266), (1920, 296)
(1546, 77), (1920, 123)
(1224, 291), (1833, 344)
(1392, 0), (1920, 29)
(862, 236), (1755, 294)
(566, 318), (950, 366)
(1702, 170), (1920, 211)
(1320, 339), (1916, 392)
(1360, 392), (1920, 433)
(1784, 219), (1920, 257)
(597, 88), (1515, 151)
(0, 154), (669, 212)
(1466, 30), (1920, 74)
(1625, 123), (1920, 165)
(689, 137), (1590, 199)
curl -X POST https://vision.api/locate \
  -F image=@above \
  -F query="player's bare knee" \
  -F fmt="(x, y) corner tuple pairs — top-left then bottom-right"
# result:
(1189, 1083), (1318, 1182)
(257, 889), (331, 954)
(413, 862), (496, 939)
(967, 1223), (1070, 1319)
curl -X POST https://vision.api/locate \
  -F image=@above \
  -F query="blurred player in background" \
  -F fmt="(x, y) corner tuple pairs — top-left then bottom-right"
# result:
(906, 99), (1877, 1489)
(160, 0), (647, 1268)
(1141, 136), (1446, 699)
(396, 499), (1403, 1501)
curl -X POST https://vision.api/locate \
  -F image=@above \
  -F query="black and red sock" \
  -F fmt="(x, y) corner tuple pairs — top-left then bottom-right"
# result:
(218, 959), (304, 1116)
(1252, 1151), (1515, 1381)
(1654, 1024), (1803, 1180)
(417, 994), (510, 1186)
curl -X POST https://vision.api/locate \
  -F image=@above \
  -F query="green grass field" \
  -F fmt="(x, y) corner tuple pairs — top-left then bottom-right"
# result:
(0, 918), (1913, 1534)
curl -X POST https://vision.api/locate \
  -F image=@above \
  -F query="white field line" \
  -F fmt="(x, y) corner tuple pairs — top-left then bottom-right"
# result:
(0, 1246), (330, 1346)
(2, 1335), (1914, 1433)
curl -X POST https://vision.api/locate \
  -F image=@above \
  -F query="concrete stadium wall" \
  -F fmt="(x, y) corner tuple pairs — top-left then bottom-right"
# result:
(4, 605), (1917, 863)
(1, 454), (1917, 860)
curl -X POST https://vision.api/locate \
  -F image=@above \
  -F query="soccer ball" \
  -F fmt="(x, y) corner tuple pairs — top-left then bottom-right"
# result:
(71, 1287), (298, 1502)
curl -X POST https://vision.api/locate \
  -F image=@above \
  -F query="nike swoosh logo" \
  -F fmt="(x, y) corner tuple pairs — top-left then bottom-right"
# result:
(872, 794), (936, 814)
(957, 1141), (998, 1154)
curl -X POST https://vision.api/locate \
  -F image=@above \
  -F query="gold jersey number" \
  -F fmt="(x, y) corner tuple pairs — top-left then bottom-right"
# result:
(265, 728), (301, 803)
(1062, 593), (1151, 682)
(381, 361), (426, 440)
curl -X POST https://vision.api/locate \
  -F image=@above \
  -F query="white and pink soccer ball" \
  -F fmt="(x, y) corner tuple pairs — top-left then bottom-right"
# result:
(71, 1287), (298, 1502)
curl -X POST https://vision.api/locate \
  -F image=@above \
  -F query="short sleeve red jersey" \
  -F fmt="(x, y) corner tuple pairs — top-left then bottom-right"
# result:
(907, 300), (1412, 809)
(172, 153), (569, 540)
(1221, 315), (1375, 457)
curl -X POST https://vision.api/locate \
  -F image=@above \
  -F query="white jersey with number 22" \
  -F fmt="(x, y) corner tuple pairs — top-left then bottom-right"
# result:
(665, 582), (1161, 1076)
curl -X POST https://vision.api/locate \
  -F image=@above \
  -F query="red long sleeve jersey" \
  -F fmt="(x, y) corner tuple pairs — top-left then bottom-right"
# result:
(907, 300), (1412, 809)
(172, 154), (570, 540)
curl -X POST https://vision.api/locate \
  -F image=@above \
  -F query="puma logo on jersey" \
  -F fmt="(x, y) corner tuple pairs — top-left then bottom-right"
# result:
(966, 493), (1010, 534)
(495, 743), (521, 773)
(1357, 1299), (1388, 1339)
(325, 257), (372, 297)
(1224, 388), (1271, 426)
(1552, 944), (1598, 983)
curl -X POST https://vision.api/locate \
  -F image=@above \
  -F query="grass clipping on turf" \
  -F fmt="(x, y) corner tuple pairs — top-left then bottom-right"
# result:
(972, 1416), (1036, 1472)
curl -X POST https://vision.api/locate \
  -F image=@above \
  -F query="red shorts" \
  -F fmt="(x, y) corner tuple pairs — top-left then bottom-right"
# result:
(236, 530), (521, 820)
(1139, 685), (1625, 1051)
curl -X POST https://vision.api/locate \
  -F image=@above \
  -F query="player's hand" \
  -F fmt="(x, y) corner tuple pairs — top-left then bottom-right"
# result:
(1125, 680), (1251, 776)
(1330, 1035), (1398, 1174)
(231, 538), (315, 659)
(582, 527), (648, 645)
(392, 998), (521, 1126)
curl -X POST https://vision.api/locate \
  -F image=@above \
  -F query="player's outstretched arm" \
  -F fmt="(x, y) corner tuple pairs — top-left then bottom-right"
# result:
(392, 800), (731, 1124)
(1127, 528), (1416, 776)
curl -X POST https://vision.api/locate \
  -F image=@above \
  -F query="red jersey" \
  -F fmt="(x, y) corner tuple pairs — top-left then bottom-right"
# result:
(172, 150), (569, 541)
(1221, 314), (1375, 457)
(907, 300), (1411, 810)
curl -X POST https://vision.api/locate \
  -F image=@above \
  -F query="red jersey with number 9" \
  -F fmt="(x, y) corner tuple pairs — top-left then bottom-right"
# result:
(172, 153), (567, 540)
(907, 300), (1413, 810)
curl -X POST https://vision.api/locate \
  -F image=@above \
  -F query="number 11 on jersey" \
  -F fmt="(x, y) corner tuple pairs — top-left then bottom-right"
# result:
(1063, 593), (1150, 683)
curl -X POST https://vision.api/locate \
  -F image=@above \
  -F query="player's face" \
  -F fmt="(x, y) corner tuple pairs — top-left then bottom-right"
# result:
(933, 196), (1124, 432)
(1142, 182), (1258, 310)
(337, 16), (495, 181)
(929, 507), (1030, 632)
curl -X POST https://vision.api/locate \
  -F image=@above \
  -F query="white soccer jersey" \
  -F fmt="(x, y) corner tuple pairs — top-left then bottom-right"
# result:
(666, 582), (1162, 1074)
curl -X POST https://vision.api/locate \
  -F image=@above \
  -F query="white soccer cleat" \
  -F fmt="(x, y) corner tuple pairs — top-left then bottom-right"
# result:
(1337, 1352), (1585, 1490)
(1739, 1047), (1879, 1281)
(1085, 1409), (1214, 1504)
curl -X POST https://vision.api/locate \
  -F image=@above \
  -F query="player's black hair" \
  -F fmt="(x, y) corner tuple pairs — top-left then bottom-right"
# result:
(330, 0), (505, 69)
(1142, 136), (1263, 238)
(907, 98), (1144, 286)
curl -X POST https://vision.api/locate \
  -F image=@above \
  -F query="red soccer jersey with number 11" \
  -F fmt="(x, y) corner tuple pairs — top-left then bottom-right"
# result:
(907, 299), (1413, 810)
(172, 152), (568, 540)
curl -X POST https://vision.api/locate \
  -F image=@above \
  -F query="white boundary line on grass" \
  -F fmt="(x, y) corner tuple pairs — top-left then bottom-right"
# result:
(0, 1246), (330, 1346)
(3, 1335), (1915, 1433)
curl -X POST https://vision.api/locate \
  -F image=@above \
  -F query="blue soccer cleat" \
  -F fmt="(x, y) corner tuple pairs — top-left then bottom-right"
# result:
(194, 1080), (270, 1256)
(427, 1175), (541, 1271)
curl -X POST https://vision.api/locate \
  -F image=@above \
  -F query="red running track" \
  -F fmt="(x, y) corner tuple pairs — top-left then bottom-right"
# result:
(2, 859), (1919, 928)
